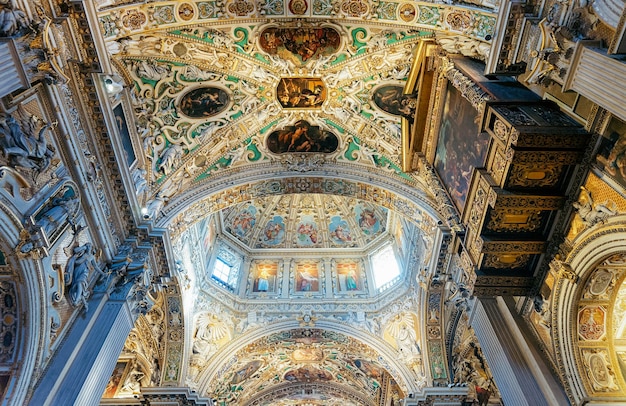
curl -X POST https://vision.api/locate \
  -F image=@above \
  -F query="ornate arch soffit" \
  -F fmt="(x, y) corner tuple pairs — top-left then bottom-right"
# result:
(96, 3), (497, 43)
(196, 319), (419, 396)
(245, 381), (376, 406)
(551, 216), (626, 403)
(0, 211), (45, 406)
(159, 167), (447, 235)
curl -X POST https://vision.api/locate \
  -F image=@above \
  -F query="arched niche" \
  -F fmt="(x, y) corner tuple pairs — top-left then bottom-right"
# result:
(553, 216), (626, 404)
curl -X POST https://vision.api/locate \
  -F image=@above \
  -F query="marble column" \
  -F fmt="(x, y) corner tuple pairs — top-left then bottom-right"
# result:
(469, 297), (569, 406)
(564, 42), (626, 122)
(29, 281), (142, 405)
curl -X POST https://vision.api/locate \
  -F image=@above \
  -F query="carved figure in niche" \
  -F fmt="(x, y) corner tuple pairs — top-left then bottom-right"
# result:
(192, 313), (229, 359)
(395, 323), (421, 358)
(0, 1), (28, 37)
(0, 110), (56, 174)
(64, 243), (102, 308)
(119, 361), (145, 395)
(35, 193), (80, 238)
(533, 294), (551, 329)
(573, 186), (617, 228)
(267, 120), (338, 154)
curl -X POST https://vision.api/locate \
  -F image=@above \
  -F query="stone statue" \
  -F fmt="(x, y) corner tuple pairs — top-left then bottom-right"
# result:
(0, 112), (56, 174)
(64, 243), (101, 308)
(0, 1), (28, 37)
(35, 194), (80, 237)
(573, 186), (617, 228)
(395, 324), (421, 359)
(436, 35), (491, 61)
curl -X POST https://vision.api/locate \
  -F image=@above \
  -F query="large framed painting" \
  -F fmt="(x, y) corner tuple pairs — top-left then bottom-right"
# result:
(433, 83), (490, 211)
(277, 78), (326, 108)
(595, 115), (626, 190)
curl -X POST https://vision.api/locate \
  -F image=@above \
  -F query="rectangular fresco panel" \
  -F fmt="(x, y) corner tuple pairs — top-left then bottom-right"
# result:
(434, 83), (490, 211)
(596, 115), (626, 190)
(252, 261), (278, 293)
(336, 261), (360, 292)
(102, 361), (128, 398)
(295, 261), (320, 292)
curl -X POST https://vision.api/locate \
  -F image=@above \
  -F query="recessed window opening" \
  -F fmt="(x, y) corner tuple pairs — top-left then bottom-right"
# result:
(210, 244), (241, 291)
(372, 243), (401, 291)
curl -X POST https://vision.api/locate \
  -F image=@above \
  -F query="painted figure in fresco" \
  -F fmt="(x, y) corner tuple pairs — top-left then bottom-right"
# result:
(256, 269), (269, 292)
(298, 269), (318, 291)
(231, 208), (255, 237)
(268, 120), (338, 154)
(372, 86), (417, 119)
(358, 207), (379, 234)
(231, 361), (262, 385)
(297, 221), (318, 245)
(346, 268), (358, 291)
(330, 223), (352, 243)
(277, 79), (325, 108)
(261, 218), (285, 245)
(259, 27), (340, 64)
(179, 87), (229, 118)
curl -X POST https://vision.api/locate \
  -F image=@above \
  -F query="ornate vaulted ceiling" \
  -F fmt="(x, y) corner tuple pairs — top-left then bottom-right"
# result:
(95, 0), (497, 403)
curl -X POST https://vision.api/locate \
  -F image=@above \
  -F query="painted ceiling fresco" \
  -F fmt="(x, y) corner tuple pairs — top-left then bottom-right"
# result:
(97, 0), (497, 227)
(220, 195), (388, 249)
(205, 329), (403, 405)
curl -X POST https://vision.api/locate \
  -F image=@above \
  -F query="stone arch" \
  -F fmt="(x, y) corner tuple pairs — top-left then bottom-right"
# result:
(158, 166), (448, 234)
(0, 199), (45, 406)
(194, 320), (422, 397)
(554, 216), (626, 403)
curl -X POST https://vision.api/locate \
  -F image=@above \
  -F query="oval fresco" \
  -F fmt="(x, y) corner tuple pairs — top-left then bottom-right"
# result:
(259, 27), (341, 63)
(372, 85), (417, 120)
(179, 87), (229, 118)
(267, 120), (338, 153)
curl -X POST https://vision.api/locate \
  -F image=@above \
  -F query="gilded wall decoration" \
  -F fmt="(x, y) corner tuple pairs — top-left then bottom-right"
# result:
(207, 329), (404, 404)
(0, 281), (17, 364)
